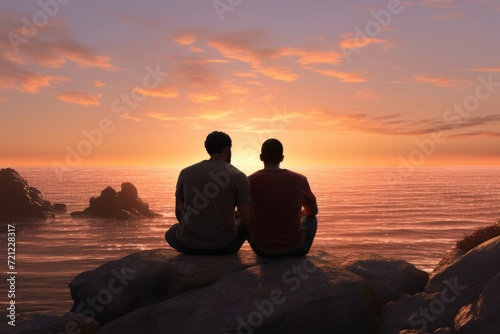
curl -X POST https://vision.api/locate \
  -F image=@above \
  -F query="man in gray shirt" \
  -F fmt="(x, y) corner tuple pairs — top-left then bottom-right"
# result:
(165, 131), (253, 254)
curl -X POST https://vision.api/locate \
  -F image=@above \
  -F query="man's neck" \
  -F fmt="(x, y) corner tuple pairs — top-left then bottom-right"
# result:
(208, 154), (226, 162)
(263, 163), (281, 171)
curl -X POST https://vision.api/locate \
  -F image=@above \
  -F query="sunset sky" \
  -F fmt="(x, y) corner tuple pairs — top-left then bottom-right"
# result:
(1, 0), (499, 169)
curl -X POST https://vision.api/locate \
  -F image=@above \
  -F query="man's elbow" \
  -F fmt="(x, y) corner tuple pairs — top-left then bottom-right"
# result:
(306, 202), (319, 216)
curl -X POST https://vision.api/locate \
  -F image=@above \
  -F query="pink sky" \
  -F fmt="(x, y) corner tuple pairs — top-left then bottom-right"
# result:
(1, 0), (499, 168)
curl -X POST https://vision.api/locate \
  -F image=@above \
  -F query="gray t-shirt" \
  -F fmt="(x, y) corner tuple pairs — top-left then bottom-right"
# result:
(175, 160), (252, 249)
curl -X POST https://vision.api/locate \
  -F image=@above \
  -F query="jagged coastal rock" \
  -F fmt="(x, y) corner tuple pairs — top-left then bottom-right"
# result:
(380, 235), (500, 333)
(70, 182), (161, 220)
(69, 250), (428, 333)
(0, 168), (54, 220)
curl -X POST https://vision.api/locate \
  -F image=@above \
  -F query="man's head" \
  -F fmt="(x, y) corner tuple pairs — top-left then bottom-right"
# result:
(205, 131), (232, 162)
(260, 138), (284, 164)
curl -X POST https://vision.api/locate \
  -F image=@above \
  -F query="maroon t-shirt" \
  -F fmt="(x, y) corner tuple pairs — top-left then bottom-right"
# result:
(248, 169), (316, 253)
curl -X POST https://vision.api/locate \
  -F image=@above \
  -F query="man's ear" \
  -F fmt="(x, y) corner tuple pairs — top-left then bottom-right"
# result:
(280, 155), (284, 162)
(259, 154), (264, 162)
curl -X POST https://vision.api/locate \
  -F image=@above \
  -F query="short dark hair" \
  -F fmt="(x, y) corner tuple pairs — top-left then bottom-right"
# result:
(261, 138), (283, 163)
(204, 131), (232, 155)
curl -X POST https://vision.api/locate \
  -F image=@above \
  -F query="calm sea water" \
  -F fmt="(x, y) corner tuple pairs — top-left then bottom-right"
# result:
(1, 166), (499, 314)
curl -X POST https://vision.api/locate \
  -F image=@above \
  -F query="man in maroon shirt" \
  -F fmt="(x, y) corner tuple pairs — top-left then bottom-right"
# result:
(248, 138), (318, 257)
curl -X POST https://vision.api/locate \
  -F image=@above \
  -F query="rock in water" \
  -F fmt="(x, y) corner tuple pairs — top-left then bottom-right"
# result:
(70, 182), (160, 220)
(52, 203), (68, 213)
(0, 168), (54, 219)
(118, 182), (158, 218)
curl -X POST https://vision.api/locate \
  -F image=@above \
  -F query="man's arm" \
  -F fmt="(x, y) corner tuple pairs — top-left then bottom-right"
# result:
(175, 196), (184, 223)
(302, 197), (318, 216)
(236, 203), (255, 234)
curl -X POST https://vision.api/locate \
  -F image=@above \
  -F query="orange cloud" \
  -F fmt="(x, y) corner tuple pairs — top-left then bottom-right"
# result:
(339, 34), (389, 50)
(55, 92), (102, 106)
(7, 38), (118, 70)
(311, 68), (367, 83)
(189, 46), (206, 53)
(355, 91), (381, 99)
(206, 31), (280, 67)
(134, 86), (179, 99)
(221, 83), (250, 95)
(280, 48), (343, 65)
(255, 67), (299, 82)
(187, 93), (221, 103)
(231, 71), (257, 77)
(174, 34), (197, 45)
(145, 111), (179, 122)
(197, 111), (233, 120)
(119, 113), (143, 122)
(413, 74), (473, 87)
(0, 59), (65, 93)
(468, 67), (500, 72)
(94, 81), (106, 87)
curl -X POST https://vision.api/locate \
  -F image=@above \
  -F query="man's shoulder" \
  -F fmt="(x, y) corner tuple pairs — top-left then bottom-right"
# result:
(179, 161), (206, 174)
(182, 161), (247, 179)
(226, 164), (246, 177)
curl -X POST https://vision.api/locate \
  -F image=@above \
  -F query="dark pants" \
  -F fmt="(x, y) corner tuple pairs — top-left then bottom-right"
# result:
(165, 221), (248, 255)
(248, 216), (318, 258)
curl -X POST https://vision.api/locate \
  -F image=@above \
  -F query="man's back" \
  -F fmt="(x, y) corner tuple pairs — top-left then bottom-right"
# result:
(176, 160), (250, 249)
(249, 169), (316, 253)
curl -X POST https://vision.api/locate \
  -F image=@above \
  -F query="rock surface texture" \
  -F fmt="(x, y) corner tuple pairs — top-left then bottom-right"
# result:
(69, 249), (428, 334)
(380, 236), (500, 334)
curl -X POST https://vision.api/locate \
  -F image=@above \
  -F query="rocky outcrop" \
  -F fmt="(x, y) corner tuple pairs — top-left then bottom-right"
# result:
(70, 182), (160, 220)
(52, 203), (68, 213)
(0, 311), (100, 334)
(380, 235), (500, 333)
(0, 168), (54, 219)
(68, 250), (428, 334)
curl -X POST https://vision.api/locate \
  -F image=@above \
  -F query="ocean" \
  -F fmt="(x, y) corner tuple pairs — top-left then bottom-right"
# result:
(1, 166), (499, 314)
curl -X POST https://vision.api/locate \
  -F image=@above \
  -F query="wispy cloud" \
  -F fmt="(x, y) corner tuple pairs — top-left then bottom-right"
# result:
(0, 59), (65, 93)
(119, 112), (143, 122)
(280, 48), (343, 65)
(431, 12), (466, 20)
(355, 90), (381, 99)
(133, 86), (179, 99)
(187, 93), (221, 103)
(468, 67), (500, 72)
(310, 68), (368, 83)
(401, 0), (456, 9)
(145, 111), (179, 122)
(255, 66), (299, 82)
(55, 91), (102, 106)
(413, 74), (473, 87)
(339, 34), (390, 50)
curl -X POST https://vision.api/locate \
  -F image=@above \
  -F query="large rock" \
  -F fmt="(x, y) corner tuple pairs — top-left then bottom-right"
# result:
(380, 236), (500, 333)
(69, 250), (428, 333)
(329, 252), (428, 307)
(0, 168), (54, 219)
(0, 311), (100, 334)
(70, 182), (160, 220)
